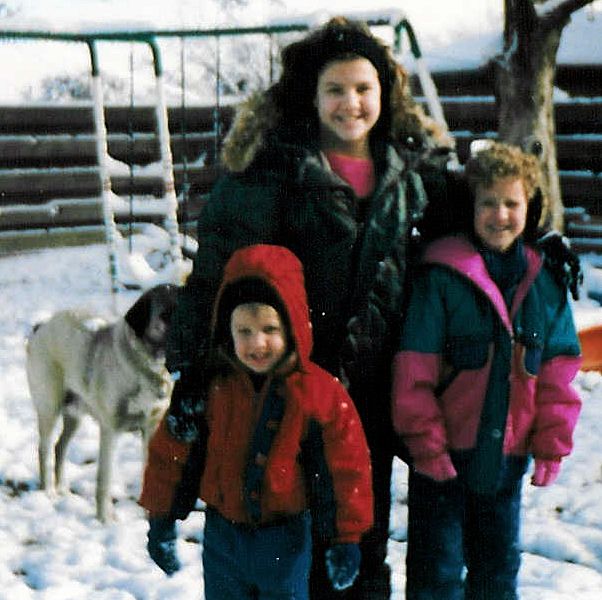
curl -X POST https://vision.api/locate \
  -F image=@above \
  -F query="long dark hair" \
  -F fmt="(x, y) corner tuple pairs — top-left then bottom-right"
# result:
(270, 17), (394, 146)
(220, 17), (454, 172)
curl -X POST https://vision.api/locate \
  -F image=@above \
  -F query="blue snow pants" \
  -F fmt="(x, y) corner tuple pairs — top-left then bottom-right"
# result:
(203, 508), (312, 599)
(405, 454), (528, 600)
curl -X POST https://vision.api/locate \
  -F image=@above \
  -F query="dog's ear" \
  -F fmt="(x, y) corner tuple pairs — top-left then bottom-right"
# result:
(151, 284), (179, 326)
(125, 284), (179, 338)
(125, 290), (153, 339)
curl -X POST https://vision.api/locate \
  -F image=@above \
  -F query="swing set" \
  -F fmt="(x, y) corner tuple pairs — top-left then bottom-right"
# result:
(0, 10), (450, 298)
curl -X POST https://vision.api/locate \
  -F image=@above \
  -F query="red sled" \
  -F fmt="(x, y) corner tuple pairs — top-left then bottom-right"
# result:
(578, 325), (602, 372)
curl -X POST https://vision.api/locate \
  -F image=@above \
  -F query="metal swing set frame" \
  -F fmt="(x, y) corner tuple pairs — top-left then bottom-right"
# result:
(0, 9), (449, 298)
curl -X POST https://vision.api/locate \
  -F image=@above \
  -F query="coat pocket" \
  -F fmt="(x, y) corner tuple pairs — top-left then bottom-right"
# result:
(518, 331), (543, 376)
(523, 347), (543, 376)
(445, 336), (490, 370)
(437, 336), (490, 397)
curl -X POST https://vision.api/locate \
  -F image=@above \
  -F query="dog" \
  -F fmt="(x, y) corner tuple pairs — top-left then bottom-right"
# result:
(26, 284), (179, 522)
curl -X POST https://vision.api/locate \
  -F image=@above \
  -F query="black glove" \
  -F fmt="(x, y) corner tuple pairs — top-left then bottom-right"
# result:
(537, 230), (583, 301)
(147, 517), (181, 576)
(165, 368), (206, 443)
(325, 543), (361, 591)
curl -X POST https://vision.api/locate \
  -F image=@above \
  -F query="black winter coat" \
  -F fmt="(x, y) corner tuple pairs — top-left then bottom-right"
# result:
(167, 139), (441, 450)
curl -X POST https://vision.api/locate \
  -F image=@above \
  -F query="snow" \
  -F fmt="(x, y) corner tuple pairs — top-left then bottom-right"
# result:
(0, 0), (601, 102)
(0, 1), (602, 598)
(0, 242), (601, 599)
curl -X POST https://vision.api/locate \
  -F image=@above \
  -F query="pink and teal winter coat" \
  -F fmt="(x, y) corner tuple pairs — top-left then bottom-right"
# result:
(392, 235), (581, 488)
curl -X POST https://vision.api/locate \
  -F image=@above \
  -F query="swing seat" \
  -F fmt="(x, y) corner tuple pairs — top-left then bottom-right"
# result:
(116, 224), (195, 289)
(578, 324), (602, 372)
(120, 252), (191, 289)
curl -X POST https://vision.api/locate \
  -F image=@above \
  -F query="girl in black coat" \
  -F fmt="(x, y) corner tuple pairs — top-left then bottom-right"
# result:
(161, 16), (457, 600)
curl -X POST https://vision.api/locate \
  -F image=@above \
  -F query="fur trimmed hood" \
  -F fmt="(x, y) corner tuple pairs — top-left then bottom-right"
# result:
(221, 18), (454, 173)
(221, 91), (281, 174)
(221, 80), (454, 174)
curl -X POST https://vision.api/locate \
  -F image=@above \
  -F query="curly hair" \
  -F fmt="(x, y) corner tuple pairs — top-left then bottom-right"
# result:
(465, 142), (541, 201)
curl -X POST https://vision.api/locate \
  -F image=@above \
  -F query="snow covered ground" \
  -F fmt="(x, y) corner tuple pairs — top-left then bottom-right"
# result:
(0, 243), (601, 599)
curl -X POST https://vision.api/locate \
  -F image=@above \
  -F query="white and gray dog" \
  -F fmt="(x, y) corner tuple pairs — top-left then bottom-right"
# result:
(26, 284), (178, 521)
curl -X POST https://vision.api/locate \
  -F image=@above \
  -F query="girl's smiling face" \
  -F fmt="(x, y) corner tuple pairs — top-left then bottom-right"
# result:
(474, 176), (528, 252)
(230, 303), (287, 374)
(315, 57), (381, 157)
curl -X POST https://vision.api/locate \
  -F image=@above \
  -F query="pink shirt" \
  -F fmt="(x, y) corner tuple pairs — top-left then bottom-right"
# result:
(325, 151), (376, 199)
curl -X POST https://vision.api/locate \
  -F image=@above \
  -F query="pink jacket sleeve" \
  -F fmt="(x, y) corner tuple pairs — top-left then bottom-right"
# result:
(391, 351), (449, 461)
(531, 355), (582, 459)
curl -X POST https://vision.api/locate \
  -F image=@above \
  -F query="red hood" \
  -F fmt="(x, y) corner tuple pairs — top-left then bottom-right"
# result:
(212, 244), (313, 368)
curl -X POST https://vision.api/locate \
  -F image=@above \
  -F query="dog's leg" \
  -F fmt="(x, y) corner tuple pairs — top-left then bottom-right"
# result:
(140, 405), (167, 482)
(96, 426), (116, 522)
(36, 400), (61, 492)
(140, 421), (157, 479)
(37, 419), (55, 491)
(28, 364), (63, 492)
(141, 426), (151, 468)
(54, 411), (81, 492)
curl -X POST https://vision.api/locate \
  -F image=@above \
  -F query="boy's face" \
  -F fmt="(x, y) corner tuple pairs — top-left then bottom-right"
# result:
(474, 176), (528, 252)
(230, 303), (287, 374)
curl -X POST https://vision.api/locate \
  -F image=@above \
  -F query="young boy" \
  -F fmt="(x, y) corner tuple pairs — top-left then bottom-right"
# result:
(391, 142), (582, 600)
(139, 244), (373, 600)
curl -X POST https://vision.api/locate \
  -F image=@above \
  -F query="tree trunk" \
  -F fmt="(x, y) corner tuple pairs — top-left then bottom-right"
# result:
(494, 0), (566, 230)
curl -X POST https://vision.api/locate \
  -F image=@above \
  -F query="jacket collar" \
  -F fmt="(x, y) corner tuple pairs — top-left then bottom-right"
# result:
(295, 144), (406, 191)
(423, 235), (543, 335)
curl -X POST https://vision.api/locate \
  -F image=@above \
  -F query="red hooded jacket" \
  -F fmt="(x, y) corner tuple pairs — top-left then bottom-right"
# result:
(140, 244), (373, 544)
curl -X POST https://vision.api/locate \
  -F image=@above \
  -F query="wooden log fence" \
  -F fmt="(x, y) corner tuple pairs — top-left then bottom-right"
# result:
(0, 98), (600, 253)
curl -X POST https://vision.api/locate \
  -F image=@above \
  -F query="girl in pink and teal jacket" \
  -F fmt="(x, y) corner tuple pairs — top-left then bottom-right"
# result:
(391, 142), (582, 600)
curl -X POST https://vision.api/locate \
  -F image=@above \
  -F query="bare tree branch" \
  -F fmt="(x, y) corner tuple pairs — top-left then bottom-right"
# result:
(539, 0), (595, 32)
(503, 0), (540, 71)
(504, 0), (538, 45)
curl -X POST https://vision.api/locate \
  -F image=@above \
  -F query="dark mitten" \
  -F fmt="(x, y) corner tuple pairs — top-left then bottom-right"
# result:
(537, 231), (583, 301)
(325, 543), (361, 591)
(165, 368), (206, 443)
(147, 517), (181, 576)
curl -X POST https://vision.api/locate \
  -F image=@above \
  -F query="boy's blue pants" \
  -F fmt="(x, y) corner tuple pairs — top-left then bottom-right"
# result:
(203, 508), (312, 599)
(405, 454), (528, 600)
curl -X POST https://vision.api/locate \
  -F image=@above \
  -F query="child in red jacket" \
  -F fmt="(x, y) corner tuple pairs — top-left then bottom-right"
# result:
(139, 244), (373, 599)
